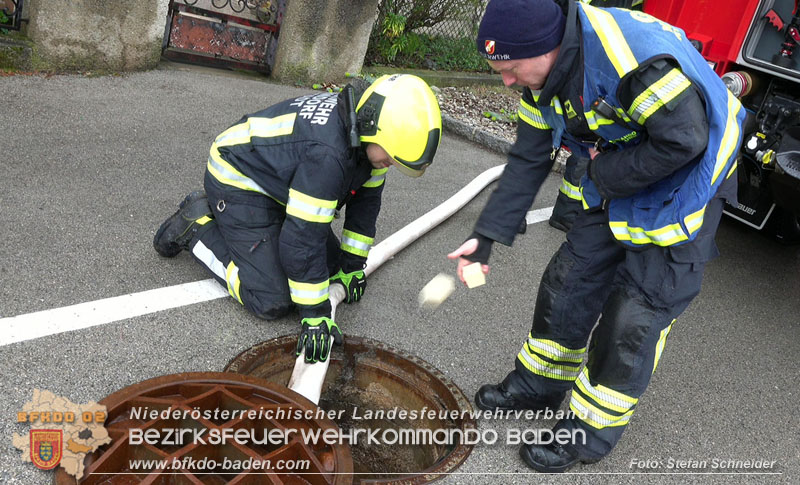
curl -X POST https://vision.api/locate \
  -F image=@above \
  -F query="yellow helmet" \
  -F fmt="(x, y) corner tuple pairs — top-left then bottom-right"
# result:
(356, 74), (442, 177)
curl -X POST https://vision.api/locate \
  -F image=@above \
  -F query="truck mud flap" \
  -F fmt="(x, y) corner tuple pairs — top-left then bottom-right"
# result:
(724, 201), (776, 230)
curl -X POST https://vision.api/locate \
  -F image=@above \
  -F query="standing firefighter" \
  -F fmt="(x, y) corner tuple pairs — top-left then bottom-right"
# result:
(449, 0), (743, 472)
(154, 74), (441, 363)
(550, 2), (646, 233)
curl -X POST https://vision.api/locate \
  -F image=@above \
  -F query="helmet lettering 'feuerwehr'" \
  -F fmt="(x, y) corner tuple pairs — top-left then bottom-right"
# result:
(356, 74), (442, 177)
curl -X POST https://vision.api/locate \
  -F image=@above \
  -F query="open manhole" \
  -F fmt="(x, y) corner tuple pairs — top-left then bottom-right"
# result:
(54, 372), (352, 484)
(225, 335), (476, 484)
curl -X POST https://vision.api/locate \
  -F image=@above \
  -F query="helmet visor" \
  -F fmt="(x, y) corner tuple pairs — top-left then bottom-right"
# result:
(391, 159), (427, 178)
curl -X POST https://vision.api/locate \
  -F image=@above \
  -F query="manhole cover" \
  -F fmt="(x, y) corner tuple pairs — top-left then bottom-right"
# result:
(54, 372), (353, 484)
(225, 336), (476, 484)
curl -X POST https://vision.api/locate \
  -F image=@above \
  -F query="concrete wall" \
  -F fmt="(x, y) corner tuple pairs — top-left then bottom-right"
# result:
(26, 0), (169, 71)
(20, 0), (377, 78)
(271, 0), (379, 83)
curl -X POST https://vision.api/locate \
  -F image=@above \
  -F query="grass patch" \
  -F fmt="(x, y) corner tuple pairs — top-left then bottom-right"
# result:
(365, 33), (490, 73)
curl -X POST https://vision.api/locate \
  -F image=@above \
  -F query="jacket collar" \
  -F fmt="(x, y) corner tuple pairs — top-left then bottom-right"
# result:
(537, 0), (581, 106)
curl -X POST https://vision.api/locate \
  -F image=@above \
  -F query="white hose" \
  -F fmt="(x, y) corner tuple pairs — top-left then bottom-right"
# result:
(288, 164), (506, 404)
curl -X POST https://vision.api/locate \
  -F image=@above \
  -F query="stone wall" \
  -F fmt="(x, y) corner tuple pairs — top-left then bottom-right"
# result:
(271, 0), (378, 83)
(25, 0), (169, 71)
(15, 0), (378, 78)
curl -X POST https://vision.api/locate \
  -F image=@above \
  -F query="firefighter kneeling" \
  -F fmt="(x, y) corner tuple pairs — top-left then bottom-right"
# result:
(154, 74), (442, 363)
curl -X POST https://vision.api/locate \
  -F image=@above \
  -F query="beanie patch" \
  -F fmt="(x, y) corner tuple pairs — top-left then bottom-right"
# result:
(476, 0), (567, 61)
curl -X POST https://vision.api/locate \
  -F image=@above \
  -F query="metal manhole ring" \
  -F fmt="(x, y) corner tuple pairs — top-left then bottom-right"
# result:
(225, 336), (477, 484)
(53, 372), (353, 485)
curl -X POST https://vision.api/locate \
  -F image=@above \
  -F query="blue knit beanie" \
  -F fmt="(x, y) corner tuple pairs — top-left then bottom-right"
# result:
(476, 0), (566, 60)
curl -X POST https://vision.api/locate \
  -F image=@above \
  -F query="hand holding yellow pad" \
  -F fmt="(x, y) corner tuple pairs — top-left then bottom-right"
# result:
(462, 262), (486, 289)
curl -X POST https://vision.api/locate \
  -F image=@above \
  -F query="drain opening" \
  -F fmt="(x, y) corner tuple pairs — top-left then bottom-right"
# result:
(225, 335), (476, 484)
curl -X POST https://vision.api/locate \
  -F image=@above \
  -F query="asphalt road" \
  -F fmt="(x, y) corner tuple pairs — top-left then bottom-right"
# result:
(1, 63), (798, 484)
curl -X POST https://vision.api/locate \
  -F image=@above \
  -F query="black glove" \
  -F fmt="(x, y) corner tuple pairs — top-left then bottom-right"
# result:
(296, 317), (343, 363)
(329, 269), (366, 303)
(463, 232), (494, 264)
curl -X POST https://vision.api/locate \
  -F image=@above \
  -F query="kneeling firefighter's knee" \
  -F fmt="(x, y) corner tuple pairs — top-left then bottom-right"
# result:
(251, 303), (292, 320)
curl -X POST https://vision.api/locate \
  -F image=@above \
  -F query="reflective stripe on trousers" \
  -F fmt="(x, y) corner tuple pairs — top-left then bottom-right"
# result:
(513, 195), (727, 458)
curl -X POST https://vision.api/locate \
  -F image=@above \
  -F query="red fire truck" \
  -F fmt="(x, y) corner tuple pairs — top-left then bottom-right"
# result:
(644, 0), (800, 242)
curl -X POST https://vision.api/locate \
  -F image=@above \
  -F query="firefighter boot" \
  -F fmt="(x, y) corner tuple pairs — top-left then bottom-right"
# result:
(475, 370), (563, 411)
(153, 191), (212, 258)
(519, 441), (599, 473)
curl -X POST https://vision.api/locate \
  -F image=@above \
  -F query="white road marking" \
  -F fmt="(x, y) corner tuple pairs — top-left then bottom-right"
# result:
(0, 207), (555, 347)
(0, 279), (227, 347)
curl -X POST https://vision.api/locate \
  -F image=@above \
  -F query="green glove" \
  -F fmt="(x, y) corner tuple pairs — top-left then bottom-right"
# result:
(296, 317), (343, 363)
(330, 269), (366, 303)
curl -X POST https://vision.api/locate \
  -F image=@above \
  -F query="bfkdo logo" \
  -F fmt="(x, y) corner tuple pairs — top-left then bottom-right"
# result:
(13, 389), (111, 479)
(31, 429), (63, 470)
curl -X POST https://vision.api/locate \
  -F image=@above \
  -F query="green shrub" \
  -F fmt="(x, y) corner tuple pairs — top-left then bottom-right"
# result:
(365, 0), (491, 72)
(424, 36), (487, 71)
(376, 0), (484, 34)
(0, 9), (9, 34)
(366, 33), (489, 72)
(381, 12), (409, 62)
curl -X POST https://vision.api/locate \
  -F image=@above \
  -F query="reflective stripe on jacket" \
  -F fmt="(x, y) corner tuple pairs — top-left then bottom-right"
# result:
(206, 91), (384, 314)
(535, 4), (744, 247)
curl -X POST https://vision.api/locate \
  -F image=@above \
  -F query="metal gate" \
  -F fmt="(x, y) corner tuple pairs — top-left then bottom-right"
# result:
(162, 0), (284, 74)
(1, 0), (24, 31)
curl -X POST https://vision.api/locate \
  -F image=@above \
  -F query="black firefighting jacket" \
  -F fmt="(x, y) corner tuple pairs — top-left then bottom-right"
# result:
(474, 0), (733, 247)
(208, 88), (384, 318)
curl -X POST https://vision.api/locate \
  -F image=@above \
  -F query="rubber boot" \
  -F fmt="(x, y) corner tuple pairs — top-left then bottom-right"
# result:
(475, 370), (564, 411)
(519, 441), (600, 473)
(153, 191), (212, 257)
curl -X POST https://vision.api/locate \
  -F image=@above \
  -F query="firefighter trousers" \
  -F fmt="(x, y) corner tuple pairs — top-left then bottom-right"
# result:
(514, 195), (726, 459)
(187, 173), (341, 319)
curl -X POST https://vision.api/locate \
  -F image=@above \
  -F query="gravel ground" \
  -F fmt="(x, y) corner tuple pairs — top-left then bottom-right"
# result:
(312, 80), (521, 144)
(437, 85), (520, 143)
